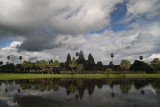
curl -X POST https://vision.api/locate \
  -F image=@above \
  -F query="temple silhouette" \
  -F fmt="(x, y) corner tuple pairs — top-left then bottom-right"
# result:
(60, 50), (121, 72)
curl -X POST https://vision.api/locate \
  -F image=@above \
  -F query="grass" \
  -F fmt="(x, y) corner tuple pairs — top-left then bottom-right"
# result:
(0, 73), (160, 80)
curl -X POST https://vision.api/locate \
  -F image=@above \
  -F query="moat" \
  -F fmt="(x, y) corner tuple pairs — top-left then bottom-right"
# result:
(0, 78), (160, 107)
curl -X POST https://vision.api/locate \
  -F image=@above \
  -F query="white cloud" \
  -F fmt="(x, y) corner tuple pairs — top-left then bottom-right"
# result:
(0, 0), (123, 34)
(1, 20), (160, 65)
(126, 0), (160, 19)
(0, 0), (160, 65)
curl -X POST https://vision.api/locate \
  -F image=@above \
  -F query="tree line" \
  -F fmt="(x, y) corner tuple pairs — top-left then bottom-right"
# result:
(0, 50), (160, 73)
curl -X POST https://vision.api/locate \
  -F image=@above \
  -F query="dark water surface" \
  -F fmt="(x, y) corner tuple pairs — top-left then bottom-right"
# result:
(0, 78), (160, 107)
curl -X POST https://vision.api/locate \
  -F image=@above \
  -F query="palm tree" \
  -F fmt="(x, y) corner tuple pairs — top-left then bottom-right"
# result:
(139, 56), (143, 71)
(110, 53), (114, 69)
(110, 53), (114, 63)
(120, 59), (131, 77)
(139, 56), (143, 61)
(7, 56), (10, 63)
(19, 56), (22, 64)
(76, 52), (79, 59)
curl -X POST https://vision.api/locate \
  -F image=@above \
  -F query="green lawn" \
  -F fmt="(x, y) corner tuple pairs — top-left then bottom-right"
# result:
(0, 73), (160, 80)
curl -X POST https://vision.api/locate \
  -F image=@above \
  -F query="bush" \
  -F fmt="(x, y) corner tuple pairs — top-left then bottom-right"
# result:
(105, 68), (112, 75)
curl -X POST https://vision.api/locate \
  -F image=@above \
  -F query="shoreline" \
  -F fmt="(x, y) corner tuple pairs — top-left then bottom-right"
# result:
(0, 73), (160, 80)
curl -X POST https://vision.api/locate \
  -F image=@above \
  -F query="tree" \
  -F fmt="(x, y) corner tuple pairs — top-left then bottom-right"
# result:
(110, 53), (114, 69)
(47, 60), (53, 67)
(76, 52), (79, 58)
(105, 68), (112, 76)
(120, 59), (131, 71)
(21, 61), (33, 71)
(139, 56), (143, 61)
(35, 60), (46, 73)
(19, 56), (22, 64)
(7, 56), (10, 63)
(0, 61), (3, 66)
(150, 58), (160, 72)
(77, 64), (84, 73)
(53, 60), (60, 68)
(97, 61), (103, 66)
(52, 60), (60, 74)
(110, 53), (114, 63)
(139, 56), (143, 71)
(69, 58), (77, 74)
(130, 60), (151, 73)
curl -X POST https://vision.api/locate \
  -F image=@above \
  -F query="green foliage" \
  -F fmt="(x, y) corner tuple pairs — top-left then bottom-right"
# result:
(0, 63), (16, 72)
(130, 60), (151, 72)
(77, 64), (84, 72)
(22, 61), (33, 68)
(47, 60), (54, 67)
(0, 61), (3, 66)
(120, 59), (131, 70)
(105, 68), (112, 74)
(35, 60), (46, 69)
(53, 60), (60, 68)
(97, 61), (103, 66)
(150, 58), (160, 72)
(69, 58), (77, 70)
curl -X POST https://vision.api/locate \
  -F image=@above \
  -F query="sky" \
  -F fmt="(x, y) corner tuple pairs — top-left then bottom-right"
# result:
(0, 0), (160, 64)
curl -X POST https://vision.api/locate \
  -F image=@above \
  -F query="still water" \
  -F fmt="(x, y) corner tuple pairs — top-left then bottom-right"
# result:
(0, 78), (160, 107)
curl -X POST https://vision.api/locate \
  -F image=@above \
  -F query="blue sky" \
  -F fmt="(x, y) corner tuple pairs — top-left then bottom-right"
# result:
(0, 0), (160, 64)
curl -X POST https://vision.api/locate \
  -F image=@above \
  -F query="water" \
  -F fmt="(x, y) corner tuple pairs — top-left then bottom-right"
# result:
(0, 78), (160, 107)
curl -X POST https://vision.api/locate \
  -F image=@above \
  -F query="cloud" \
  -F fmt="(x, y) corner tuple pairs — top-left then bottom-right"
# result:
(126, 0), (160, 20)
(0, 0), (124, 51)
(0, 0), (159, 64)
(0, 0), (123, 34)
(1, 21), (159, 65)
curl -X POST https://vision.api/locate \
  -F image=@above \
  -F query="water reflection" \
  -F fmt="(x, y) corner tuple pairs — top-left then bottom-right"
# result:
(0, 78), (160, 107)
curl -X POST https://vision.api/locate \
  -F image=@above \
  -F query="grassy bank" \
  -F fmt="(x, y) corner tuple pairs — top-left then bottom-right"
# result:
(0, 73), (160, 80)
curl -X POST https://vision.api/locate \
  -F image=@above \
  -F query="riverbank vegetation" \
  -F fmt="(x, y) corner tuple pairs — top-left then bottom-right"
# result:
(0, 50), (160, 74)
(0, 74), (160, 80)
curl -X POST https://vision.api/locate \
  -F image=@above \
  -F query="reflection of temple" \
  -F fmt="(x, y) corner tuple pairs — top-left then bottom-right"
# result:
(1, 78), (160, 101)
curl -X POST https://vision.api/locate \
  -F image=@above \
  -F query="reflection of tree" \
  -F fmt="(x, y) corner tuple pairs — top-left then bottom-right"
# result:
(17, 89), (21, 93)
(5, 88), (8, 93)
(76, 80), (84, 88)
(120, 82), (132, 94)
(88, 87), (94, 97)
(68, 85), (77, 93)
(141, 89), (145, 95)
(52, 84), (59, 91)
(151, 79), (160, 94)
(78, 89), (85, 100)
(134, 81), (148, 90)
(111, 91), (115, 98)
(97, 84), (102, 88)
(66, 89), (70, 96)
